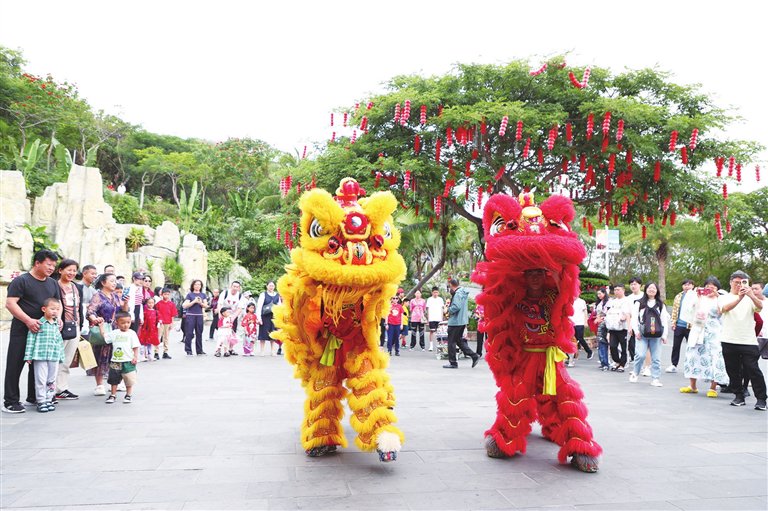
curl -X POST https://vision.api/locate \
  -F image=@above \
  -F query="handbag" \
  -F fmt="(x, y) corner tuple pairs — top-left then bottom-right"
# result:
(76, 339), (97, 370)
(758, 338), (768, 360)
(62, 320), (78, 340)
(262, 302), (273, 315)
(89, 323), (111, 346)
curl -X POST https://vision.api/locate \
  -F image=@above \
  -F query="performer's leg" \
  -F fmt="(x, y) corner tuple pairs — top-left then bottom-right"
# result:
(344, 347), (403, 460)
(536, 365), (602, 472)
(301, 363), (348, 455)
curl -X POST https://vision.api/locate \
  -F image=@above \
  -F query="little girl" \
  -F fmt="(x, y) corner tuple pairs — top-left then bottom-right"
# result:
(215, 307), (237, 357)
(241, 303), (259, 356)
(139, 297), (160, 361)
(386, 297), (403, 356)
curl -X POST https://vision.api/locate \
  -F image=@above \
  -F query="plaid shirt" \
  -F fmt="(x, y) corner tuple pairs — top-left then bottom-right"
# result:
(24, 318), (65, 362)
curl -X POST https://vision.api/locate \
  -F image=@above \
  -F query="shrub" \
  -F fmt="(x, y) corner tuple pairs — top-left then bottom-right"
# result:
(126, 227), (149, 252)
(162, 257), (185, 286)
(104, 191), (146, 224)
(207, 250), (238, 278)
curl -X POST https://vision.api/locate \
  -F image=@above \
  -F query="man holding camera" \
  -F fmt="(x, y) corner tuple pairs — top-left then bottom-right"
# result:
(718, 270), (765, 410)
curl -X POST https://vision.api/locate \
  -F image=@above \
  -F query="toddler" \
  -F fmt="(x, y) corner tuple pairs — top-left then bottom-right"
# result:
(215, 307), (237, 357)
(155, 288), (176, 359)
(24, 297), (65, 413)
(139, 297), (160, 361)
(241, 303), (258, 356)
(100, 311), (140, 403)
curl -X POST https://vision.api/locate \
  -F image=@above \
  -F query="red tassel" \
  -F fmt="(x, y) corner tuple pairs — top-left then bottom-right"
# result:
(393, 104), (400, 123)
(616, 119), (624, 142)
(480, 118), (487, 135)
(374, 172), (381, 188)
(465, 161), (472, 177)
(626, 148), (633, 169)
(613, 214), (619, 227)
(604, 174), (613, 192)
(643, 191), (649, 202)
(435, 138), (442, 162)
(465, 186), (470, 200)
(566, 123), (573, 145)
(662, 213), (668, 226)
(415, 204), (419, 216)
(621, 197), (628, 215)
(331, 131), (336, 143)
(414, 135), (421, 155)
(580, 154), (586, 172)
(653, 161), (661, 182)
(670, 211), (676, 225)
(648, 215), (655, 225)
(523, 138), (531, 158)
(663, 194), (671, 211)
(471, 149), (479, 160)
(438, 104), (443, 117)
(726, 220), (732, 234)
(608, 153), (616, 174)
(446, 127), (453, 147)
(669, 131), (678, 152)
(494, 165), (505, 181)
(601, 136), (609, 153)
(588, 222), (594, 236)
(537, 147), (544, 165)
(602, 112), (611, 136)
(515, 120), (523, 141)
(714, 213), (723, 240)
(477, 186), (484, 208)
(642, 225), (647, 239)
(561, 157), (568, 173)
(681, 146), (688, 165)
(586, 113), (594, 140)
(429, 217), (434, 230)
(367, 102), (373, 110)
(582, 217), (587, 228)
(420, 105), (427, 125)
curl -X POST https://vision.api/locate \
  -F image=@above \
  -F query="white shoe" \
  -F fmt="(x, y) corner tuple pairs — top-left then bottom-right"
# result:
(629, 373), (638, 383)
(665, 365), (677, 373)
(93, 385), (106, 396)
(641, 366), (651, 377)
(651, 379), (663, 387)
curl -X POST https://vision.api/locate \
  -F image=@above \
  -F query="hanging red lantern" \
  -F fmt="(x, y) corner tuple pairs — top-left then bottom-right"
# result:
(351, 130), (357, 143)
(530, 63), (547, 76)
(547, 126), (557, 151)
(602, 112), (611, 136)
(604, 174), (613, 192)
(480, 118), (487, 135)
(756, 164), (761, 182)
(722, 183), (728, 200)
(435, 138), (442, 162)
(714, 213), (723, 240)
(653, 161), (661, 182)
(601, 137), (609, 153)
(400, 100), (411, 125)
(648, 215), (654, 225)
(585, 165), (595, 187)
(736, 162), (742, 183)
(681, 146), (688, 165)
(448, 159), (454, 175)
(715, 157), (724, 177)
(367, 102), (373, 110)
(670, 211), (677, 225)
(726, 220), (732, 234)
(566, 123), (573, 145)
(689, 128), (698, 150)
(537, 147), (544, 165)
(669, 131), (678, 152)
(495, 165), (505, 181)
(499, 116), (509, 137)
(621, 197), (628, 215)
(588, 222), (594, 236)
(613, 214), (619, 227)
(435, 196), (442, 218)
(642, 225), (647, 239)
(343, 112), (348, 127)
(477, 186), (484, 208)
(471, 149), (479, 160)
(331, 131), (336, 143)
(393, 104), (401, 123)
(276, 227), (281, 241)
(360, 116), (368, 131)
(608, 153), (616, 174)
(663, 194), (671, 211)
(580, 154), (586, 172)
(523, 137), (531, 158)
(728, 156), (735, 176)
(420, 105), (427, 125)
(330, 113), (334, 127)
(465, 161), (472, 177)
(561, 157), (568, 173)
(414, 135), (421, 155)
(626, 148), (633, 169)
(446, 126), (453, 147)
(403, 170), (411, 190)
(586, 113), (594, 140)
(616, 119), (624, 142)
(515, 120), (523, 141)
(582, 216), (587, 228)
(292, 222), (298, 238)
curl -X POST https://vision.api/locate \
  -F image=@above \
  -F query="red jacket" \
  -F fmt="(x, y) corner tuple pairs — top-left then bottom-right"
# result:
(156, 300), (177, 325)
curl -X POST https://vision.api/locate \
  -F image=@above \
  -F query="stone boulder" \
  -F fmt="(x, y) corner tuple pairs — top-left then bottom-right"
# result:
(0, 170), (33, 274)
(154, 221), (180, 252)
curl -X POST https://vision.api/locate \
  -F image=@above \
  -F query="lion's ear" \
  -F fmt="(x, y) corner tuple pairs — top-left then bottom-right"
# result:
(483, 194), (522, 237)
(358, 191), (397, 226)
(540, 195), (576, 225)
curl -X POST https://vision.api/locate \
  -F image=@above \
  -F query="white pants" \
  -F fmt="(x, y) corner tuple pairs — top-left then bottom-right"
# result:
(34, 360), (59, 404)
(55, 337), (79, 393)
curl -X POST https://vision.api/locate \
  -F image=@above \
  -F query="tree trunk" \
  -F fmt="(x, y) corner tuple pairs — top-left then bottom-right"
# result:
(170, 175), (180, 207)
(47, 129), (56, 172)
(656, 241), (668, 302)
(406, 223), (448, 299)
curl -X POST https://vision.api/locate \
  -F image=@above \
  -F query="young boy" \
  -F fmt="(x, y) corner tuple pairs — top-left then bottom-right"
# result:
(100, 311), (140, 403)
(24, 297), (65, 413)
(155, 288), (176, 360)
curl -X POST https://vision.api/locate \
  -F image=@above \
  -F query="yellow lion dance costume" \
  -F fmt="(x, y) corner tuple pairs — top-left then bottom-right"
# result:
(272, 178), (406, 461)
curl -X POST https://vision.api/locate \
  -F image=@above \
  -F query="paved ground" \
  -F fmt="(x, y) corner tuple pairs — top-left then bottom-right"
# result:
(1, 325), (766, 510)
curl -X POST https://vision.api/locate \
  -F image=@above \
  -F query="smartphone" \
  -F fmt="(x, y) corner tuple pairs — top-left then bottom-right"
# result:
(741, 279), (750, 288)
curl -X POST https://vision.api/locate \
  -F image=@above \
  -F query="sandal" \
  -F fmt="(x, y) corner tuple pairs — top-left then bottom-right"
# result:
(706, 390), (718, 398)
(679, 386), (698, 393)
(36, 403), (49, 413)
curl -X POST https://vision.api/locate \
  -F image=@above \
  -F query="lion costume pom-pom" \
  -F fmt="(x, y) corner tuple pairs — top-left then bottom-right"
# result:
(271, 178), (406, 461)
(472, 192), (602, 473)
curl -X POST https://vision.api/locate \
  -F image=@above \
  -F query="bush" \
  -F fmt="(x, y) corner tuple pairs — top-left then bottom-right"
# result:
(162, 257), (185, 286)
(240, 256), (288, 295)
(104, 191), (146, 224)
(207, 250), (238, 278)
(126, 227), (149, 252)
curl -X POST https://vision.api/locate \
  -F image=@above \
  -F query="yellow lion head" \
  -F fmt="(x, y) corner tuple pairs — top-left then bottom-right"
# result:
(291, 178), (406, 288)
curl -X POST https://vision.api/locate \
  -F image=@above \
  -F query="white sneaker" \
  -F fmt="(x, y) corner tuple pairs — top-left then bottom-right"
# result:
(93, 385), (106, 396)
(651, 379), (663, 387)
(641, 366), (651, 377)
(629, 373), (638, 383)
(665, 365), (677, 373)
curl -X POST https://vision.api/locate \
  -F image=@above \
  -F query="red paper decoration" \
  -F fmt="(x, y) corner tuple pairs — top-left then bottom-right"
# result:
(477, 186), (484, 208)
(670, 211), (677, 226)
(722, 183), (728, 200)
(343, 112), (348, 127)
(523, 137), (531, 158)
(367, 102), (374, 110)
(588, 222), (594, 236)
(393, 104), (401, 123)
(715, 157), (724, 177)
(689, 128), (698, 150)
(403, 170), (411, 190)
(608, 153), (616, 174)
(400, 100), (411, 126)
(601, 137), (609, 153)
(537, 147), (544, 165)
(586, 113), (594, 140)
(465, 161), (472, 177)
(648, 215), (654, 225)
(351, 130), (357, 143)
(276, 227), (281, 241)
(653, 161), (661, 182)
(604, 174), (613, 192)
(680, 146), (688, 165)
(530, 63), (547, 76)
(621, 197), (628, 215)
(291, 222), (298, 238)
(471, 149), (479, 160)
(568, 68), (591, 89)
(547, 126), (557, 151)
(420, 105), (427, 125)
(669, 131), (678, 152)
(414, 135), (421, 155)
(330, 113), (334, 127)
(434, 196), (442, 218)
(435, 138), (442, 162)
(565, 123), (573, 145)
(736, 162), (742, 183)
(602, 112), (611, 136)
(515, 120), (523, 141)
(495, 165), (505, 181)
(374, 172), (381, 188)
(756, 164), (761, 182)
(626, 148), (633, 169)
(302, 146), (307, 159)
(728, 156), (735, 177)
(582, 217), (587, 228)
(360, 116), (368, 131)
(580, 154), (586, 172)
(616, 119), (624, 142)
(714, 213), (723, 240)
(662, 194), (671, 211)
(480, 118), (487, 135)
(585, 165), (595, 187)
(446, 126), (453, 147)
(642, 225), (647, 239)
(499, 116), (509, 137)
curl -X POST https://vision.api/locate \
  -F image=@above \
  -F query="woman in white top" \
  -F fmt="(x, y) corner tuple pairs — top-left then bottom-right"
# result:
(628, 282), (670, 387)
(256, 282), (281, 356)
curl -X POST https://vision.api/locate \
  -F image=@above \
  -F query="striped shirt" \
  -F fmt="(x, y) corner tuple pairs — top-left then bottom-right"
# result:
(24, 318), (65, 362)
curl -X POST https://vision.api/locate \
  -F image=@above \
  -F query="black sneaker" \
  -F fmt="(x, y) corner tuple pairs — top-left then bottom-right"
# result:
(442, 364), (458, 369)
(472, 355), (480, 368)
(228, 351), (237, 356)
(587, 352), (594, 360)
(730, 397), (746, 407)
(755, 399), (767, 411)
(2, 402), (25, 414)
(223, 352), (230, 357)
(55, 390), (79, 400)
(154, 353), (160, 360)
(162, 353), (172, 359)
(105, 395), (117, 404)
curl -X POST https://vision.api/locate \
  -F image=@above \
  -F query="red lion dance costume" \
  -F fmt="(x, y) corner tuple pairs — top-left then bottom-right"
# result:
(472, 192), (602, 473)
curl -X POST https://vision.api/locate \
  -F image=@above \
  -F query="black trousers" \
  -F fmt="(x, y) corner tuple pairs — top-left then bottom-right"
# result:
(379, 319), (386, 347)
(574, 325), (592, 356)
(722, 343), (767, 400)
(409, 322), (425, 349)
(609, 329), (628, 367)
(3, 324), (36, 406)
(671, 326), (691, 367)
(447, 325), (476, 365)
(184, 315), (204, 354)
(476, 331), (486, 356)
(131, 304), (142, 334)
(628, 331), (636, 361)
(209, 312), (219, 339)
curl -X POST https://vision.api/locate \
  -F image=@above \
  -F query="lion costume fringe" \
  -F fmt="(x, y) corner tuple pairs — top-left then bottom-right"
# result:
(272, 178), (406, 461)
(472, 192), (602, 472)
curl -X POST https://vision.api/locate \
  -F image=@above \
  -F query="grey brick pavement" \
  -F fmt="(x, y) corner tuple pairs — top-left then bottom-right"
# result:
(1, 327), (766, 510)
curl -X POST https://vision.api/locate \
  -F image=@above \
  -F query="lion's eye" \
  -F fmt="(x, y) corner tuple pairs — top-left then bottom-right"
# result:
(383, 222), (392, 239)
(309, 219), (325, 238)
(489, 216), (506, 236)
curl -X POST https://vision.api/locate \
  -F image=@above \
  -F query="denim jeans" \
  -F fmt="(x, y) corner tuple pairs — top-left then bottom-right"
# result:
(634, 335), (662, 378)
(386, 324), (401, 354)
(598, 341), (610, 368)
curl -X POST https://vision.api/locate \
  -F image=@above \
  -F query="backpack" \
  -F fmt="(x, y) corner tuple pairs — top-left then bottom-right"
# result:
(604, 302), (624, 331)
(641, 303), (663, 338)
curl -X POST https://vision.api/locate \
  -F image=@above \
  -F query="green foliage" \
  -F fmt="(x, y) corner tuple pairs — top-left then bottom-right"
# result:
(580, 269), (610, 304)
(467, 296), (478, 331)
(240, 254), (290, 295)
(178, 180), (199, 233)
(24, 224), (59, 255)
(104, 191), (146, 225)
(207, 250), (238, 278)
(162, 257), (185, 286)
(126, 227), (149, 252)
